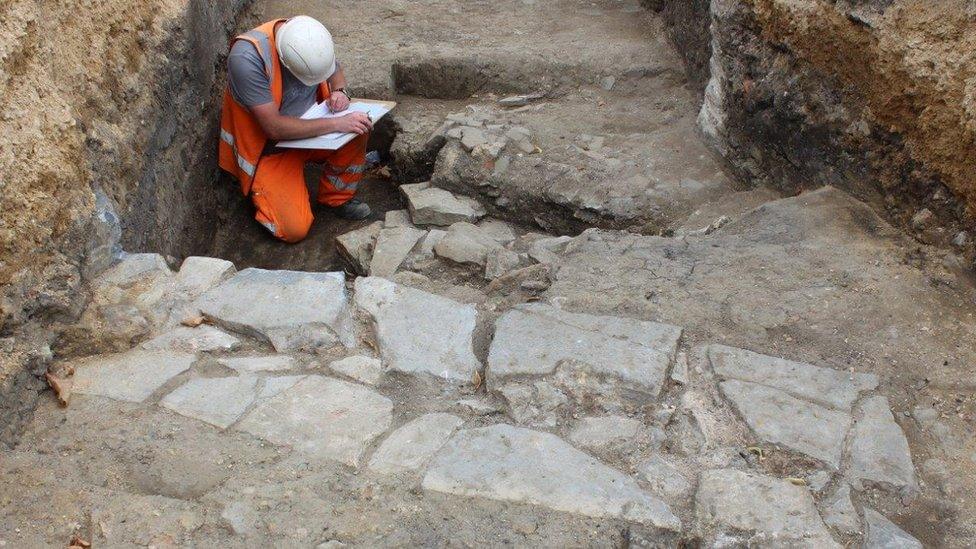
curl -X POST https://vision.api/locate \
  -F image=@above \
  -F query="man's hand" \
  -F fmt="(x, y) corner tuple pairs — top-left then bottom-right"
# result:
(330, 111), (372, 135)
(328, 90), (350, 112)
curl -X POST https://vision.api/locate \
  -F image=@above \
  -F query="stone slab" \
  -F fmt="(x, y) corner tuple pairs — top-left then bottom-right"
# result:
(369, 226), (426, 278)
(194, 268), (350, 352)
(863, 508), (922, 549)
(72, 350), (195, 403)
(329, 355), (384, 385)
(423, 425), (679, 530)
(707, 344), (877, 411)
(488, 303), (682, 396)
(368, 413), (463, 474)
(822, 483), (859, 535)
(383, 209), (413, 228)
(335, 221), (382, 276)
(847, 396), (916, 491)
(401, 182), (486, 226)
(695, 469), (839, 548)
(719, 379), (850, 469)
(236, 376), (393, 466)
(160, 376), (259, 429)
(354, 277), (480, 382)
(175, 256), (236, 296)
(140, 325), (241, 353)
(433, 222), (503, 266)
(218, 355), (296, 374)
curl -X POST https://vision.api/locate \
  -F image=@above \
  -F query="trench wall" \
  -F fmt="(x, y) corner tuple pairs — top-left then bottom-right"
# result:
(650, 0), (976, 256)
(0, 0), (253, 445)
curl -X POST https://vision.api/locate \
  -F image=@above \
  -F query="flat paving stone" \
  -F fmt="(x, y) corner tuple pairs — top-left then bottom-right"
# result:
(368, 413), (463, 474)
(433, 222), (503, 266)
(329, 355), (384, 385)
(160, 376), (259, 429)
(194, 268), (350, 352)
(369, 226), (426, 278)
(719, 379), (850, 469)
(863, 508), (922, 549)
(568, 415), (642, 450)
(175, 256), (236, 296)
(695, 469), (839, 548)
(422, 424), (680, 530)
(72, 350), (195, 403)
(236, 376), (393, 466)
(846, 396), (916, 491)
(354, 277), (480, 382)
(822, 483), (859, 535)
(488, 303), (682, 396)
(218, 355), (296, 374)
(707, 344), (877, 411)
(638, 454), (692, 499)
(140, 325), (241, 353)
(401, 182), (486, 226)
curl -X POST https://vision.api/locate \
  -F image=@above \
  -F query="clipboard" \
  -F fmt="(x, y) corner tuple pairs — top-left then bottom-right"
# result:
(277, 98), (396, 150)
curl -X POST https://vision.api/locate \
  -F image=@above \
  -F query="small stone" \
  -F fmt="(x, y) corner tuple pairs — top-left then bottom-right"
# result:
(368, 413), (463, 474)
(527, 236), (573, 264)
(498, 92), (545, 107)
(822, 484), (859, 535)
(806, 470), (831, 493)
(422, 425), (680, 530)
(236, 376), (393, 466)
(336, 221), (383, 275)
(638, 455), (692, 498)
(497, 381), (567, 426)
(485, 248), (522, 280)
(72, 350), (195, 403)
(141, 325), (241, 353)
(316, 541), (346, 549)
(952, 231), (968, 247)
(218, 355), (295, 374)
(96, 253), (172, 288)
(329, 355), (384, 385)
(460, 127), (488, 151)
(401, 182), (486, 226)
(695, 469), (839, 548)
(477, 219), (517, 244)
(354, 277), (481, 381)
(512, 516), (538, 535)
(383, 209), (413, 228)
(847, 396), (917, 491)
(911, 208), (934, 230)
(719, 380), (850, 468)
(194, 269), (350, 352)
(600, 76), (616, 91)
(863, 508), (922, 549)
(568, 416), (641, 450)
(160, 376), (259, 429)
(175, 257), (236, 296)
(434, 222), (504, 266)
(670, 352), (689, 385)
(369, 226), (426, 278)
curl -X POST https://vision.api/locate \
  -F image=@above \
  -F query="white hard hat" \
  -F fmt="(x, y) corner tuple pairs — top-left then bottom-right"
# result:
(276, 16), (336, 86)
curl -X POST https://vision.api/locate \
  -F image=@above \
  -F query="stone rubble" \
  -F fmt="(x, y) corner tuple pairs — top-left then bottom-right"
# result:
(401, 182), (486, 226)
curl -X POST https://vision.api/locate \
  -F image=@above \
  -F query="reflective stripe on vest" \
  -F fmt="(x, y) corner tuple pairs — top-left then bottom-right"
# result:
(220, 128), (257, 177)
(241, 30), (276, 81)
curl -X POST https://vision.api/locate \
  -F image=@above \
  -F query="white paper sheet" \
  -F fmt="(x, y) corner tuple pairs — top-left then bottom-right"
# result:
(277, 101), (394, 150)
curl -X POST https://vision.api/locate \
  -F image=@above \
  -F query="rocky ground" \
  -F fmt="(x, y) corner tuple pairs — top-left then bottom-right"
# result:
(2, 0), (975, 547)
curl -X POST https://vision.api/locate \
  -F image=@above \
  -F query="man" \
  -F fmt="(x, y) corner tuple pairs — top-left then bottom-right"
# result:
(218, 16), (374, 243)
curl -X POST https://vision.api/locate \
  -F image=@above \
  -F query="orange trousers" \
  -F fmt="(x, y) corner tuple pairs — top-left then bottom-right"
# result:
(250, 134), (368, 243)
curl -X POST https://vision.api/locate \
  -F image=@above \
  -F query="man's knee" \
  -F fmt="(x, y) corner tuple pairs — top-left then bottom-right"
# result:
(276, 216), (312, 243)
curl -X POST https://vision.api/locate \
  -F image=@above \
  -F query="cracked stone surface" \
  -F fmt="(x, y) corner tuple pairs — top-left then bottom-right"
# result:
(161, 376), (260, 428)
(707, 344), (877, 411)
(695, 469), (839, 548)
(422, 424), (680, 530)
(72, 350), (195, 403)
(354, 277), (480, 381)
(236, 376), (392, 466)
(488, 303), (681, 395)
(863, 508), (922, 549)
(329, 355), (384, 385)
(638, 454), (692, 499)
(719, 379), (850, 468)
(141, 325), (241, 353)
(335, 221), (382, 276)
(370, 226), (426, 278)
(568, 415), (642, 451)
(822, 483), (859, 535)
(194, 268), (350, 352)
(368, 413), (463, 474)
(847, 396), (917, 491)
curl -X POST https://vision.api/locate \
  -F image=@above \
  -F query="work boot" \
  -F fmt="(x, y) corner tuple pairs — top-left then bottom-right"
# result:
(328, 198), (371, 220)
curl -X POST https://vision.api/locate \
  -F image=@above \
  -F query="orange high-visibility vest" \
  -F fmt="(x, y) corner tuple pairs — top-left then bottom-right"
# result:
(218, 19), (332, 195)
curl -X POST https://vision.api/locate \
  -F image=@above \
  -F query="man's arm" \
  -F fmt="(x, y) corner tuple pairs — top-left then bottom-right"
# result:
(249, 103), (371, 141)
(326, 62), (350, 112)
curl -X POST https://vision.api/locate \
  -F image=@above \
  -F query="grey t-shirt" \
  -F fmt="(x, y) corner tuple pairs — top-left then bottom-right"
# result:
(228, 39), (317, 117)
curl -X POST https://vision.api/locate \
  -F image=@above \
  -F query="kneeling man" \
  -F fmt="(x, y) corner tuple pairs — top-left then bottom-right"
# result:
(219, 15), (373, 243)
